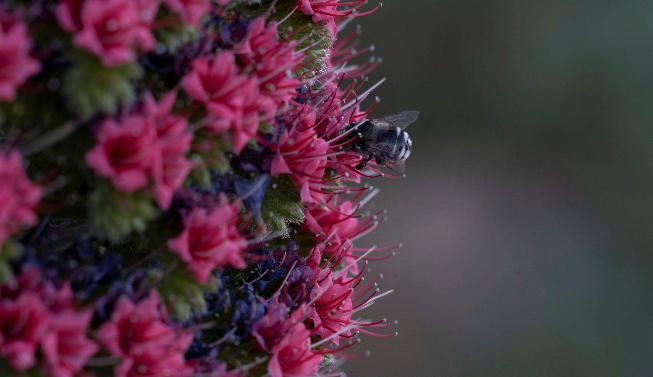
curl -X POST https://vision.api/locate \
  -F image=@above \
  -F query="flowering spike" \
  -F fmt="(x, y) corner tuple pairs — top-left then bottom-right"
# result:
(0, 1), (416, 376)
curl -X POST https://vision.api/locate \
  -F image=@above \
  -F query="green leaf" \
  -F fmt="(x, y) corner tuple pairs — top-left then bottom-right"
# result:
(88, 183), (158, 242)
(62, 52), (142, 120)
(261, 176), (305, 236)
(0, 242), (20, 285)
(157, 265), (212, 321)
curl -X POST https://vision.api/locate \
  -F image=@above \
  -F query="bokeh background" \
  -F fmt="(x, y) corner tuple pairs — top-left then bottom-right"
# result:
(346, 1), (653, 376)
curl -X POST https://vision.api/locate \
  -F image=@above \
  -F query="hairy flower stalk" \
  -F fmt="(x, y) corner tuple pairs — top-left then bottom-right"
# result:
(0, 0), (413, 376)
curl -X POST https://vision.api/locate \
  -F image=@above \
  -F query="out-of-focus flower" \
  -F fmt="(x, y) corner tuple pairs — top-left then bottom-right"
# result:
(236, 18), (302, 111)
(182, 52), (263, 153)
(58, 0), (157, 66)
(86, 115), (159, 192)
(144, 92), (193, 210)
(97, 291), (192, 376)
(0, 293), (50, 371)
(0, 10), (40, 101)
(232, 80), (264, 153)
(41, 310), (98, 377)
(182, 52), (246, 131)
(162, 0), (211, 26)
(167, 197), (247, 282)
(0, 150), (42, 246)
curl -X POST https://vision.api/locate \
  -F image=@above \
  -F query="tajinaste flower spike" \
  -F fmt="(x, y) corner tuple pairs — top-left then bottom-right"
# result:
(0, 1), (415, 376)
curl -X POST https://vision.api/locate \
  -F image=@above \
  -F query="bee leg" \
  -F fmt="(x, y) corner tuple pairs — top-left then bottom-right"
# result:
(356, 155), (372, 170)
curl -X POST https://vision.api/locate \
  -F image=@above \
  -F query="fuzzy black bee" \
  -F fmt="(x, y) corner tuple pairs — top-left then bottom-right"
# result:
(342, 111), (419, 171)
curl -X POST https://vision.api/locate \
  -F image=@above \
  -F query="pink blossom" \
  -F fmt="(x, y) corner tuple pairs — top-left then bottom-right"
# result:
(297, 0), (372, 35)
(143, 92), (193, 210)
(167, 197), (247, 282)
(232, 80), (264, 153)
(162, 0), (211, 26)
(0, 150), (42, 246)
(0, 268), (73, 310)
(41, 310), (98, 377)
(182, 53), (264, 153)
(267, 320), (320, 377)
(252, 300), (295, 352)
(0, 293), (51, 371)
(56, 0), (85, 31)
(59, 0), (158, 66)
(304, 201), (363, 255)
(296, 0), (339, 34)
(0, 11), (41, 101)
(271, 117), (329, 204)
(308, 270), (354, 344)
(182, 52), (246, 132)
(85, 114), (159, 193)
(236, 18), (302, 111)
(97, 291), (192, 376)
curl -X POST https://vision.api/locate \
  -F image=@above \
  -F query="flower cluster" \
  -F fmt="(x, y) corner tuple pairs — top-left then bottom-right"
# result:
(0, 1), (403, 377)
(0, 268), (97, 377)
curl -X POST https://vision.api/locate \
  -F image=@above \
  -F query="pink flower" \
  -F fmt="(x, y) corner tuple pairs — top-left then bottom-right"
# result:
(253, 301), (321, 376)
(308, 271), (354, 344)
(143, 92), (193, 210)
(267, 320), (320, 377)
(271, 117), (329, 204)
(85, 114), (159, 193)
(236, 18), (302, 111)
(56, 0), (85, 31)
(59, 0), (158, 66)
(97, 291), (192, 377)
(297, 0), (373, 35)
(167, 197), (247, 282)
(232, 80), (264, 153)
(252, 300), (294, 352)
(304, 201), (365, 255)
(0, 150), (41, 246)
(0, 11), (40, 101)
(0, 292), (51, 371)
(182, 52), (246, 131)
(162, 0), (211, 26)
(41, 310), (98, 377)
(182, 53), (264, 153)
(297, 0), (339, 34)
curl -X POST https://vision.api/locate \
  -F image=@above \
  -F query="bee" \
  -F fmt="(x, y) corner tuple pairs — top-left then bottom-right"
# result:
(342, 111), (419, 172)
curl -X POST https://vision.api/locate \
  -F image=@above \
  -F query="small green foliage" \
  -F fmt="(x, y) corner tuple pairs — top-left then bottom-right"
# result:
(0, 242), (20, 284)
(63, 52), (142, 120)
(188, 134), (232, 189)
(262, 176), (305, 236)
(88, 183), (158, 242)
(157, 264), (213, 321)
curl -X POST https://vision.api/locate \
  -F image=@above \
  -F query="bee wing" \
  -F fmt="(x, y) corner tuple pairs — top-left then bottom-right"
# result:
(372, 111), (420, 130)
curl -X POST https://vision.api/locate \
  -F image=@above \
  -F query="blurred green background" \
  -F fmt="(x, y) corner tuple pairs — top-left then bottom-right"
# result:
(346, 1), (653, 376)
